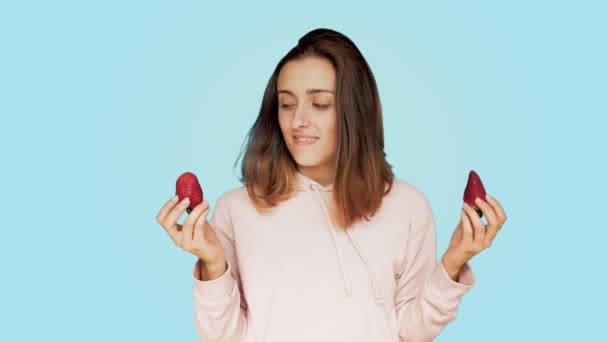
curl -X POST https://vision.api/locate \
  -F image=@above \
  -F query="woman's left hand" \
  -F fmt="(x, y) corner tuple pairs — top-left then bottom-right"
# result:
(441, 194), (507, 281)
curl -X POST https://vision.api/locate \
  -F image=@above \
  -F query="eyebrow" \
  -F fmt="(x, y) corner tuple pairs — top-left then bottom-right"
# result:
(277, 88), (335, 96)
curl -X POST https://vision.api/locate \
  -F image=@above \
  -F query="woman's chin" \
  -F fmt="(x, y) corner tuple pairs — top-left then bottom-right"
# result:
(292, 156), (323, 169)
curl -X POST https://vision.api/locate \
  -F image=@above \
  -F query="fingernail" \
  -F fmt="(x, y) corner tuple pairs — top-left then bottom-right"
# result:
(475, 197), (482, 205)
(486, 194), (493, 200)
(172, 195), (179, 202)
(183, 198), (190, 204)
(463, 202), (469, 209)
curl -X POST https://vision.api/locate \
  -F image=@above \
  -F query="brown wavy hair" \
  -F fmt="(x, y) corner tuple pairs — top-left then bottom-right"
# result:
(235, 28), (394, 229)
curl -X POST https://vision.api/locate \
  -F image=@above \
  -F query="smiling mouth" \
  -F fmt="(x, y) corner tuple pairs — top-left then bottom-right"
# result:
(293, 136), (319, 145)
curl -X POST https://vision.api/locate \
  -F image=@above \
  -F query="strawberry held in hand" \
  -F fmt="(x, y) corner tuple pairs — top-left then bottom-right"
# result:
(176, 172), (204, 214)
(463, 170), (487, 218)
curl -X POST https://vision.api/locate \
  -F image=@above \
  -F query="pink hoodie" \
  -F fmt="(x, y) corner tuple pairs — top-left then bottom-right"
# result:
(191, 172), (476, 341)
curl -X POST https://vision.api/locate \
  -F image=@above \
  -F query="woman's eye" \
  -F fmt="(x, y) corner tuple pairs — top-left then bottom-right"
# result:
(281, 104), (295, 109)
(313, 103), (330, 109)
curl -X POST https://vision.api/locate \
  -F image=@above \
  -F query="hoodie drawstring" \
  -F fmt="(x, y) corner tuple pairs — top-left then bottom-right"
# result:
(311, 184), (353, 298)
(345, 230), (384, 305)
(309, 183), (384, 305)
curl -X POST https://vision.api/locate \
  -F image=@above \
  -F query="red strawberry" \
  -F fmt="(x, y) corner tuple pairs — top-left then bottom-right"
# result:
(463, 170), (487, 217)
(176, 172), (204, 214)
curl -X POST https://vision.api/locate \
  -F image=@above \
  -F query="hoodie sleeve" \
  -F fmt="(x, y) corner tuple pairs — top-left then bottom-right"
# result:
(192, 194), (248, 342)
(395, 196), (476, 342)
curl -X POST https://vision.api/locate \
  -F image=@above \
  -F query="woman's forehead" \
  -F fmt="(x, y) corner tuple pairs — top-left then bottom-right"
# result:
(277, 58), (336, 95)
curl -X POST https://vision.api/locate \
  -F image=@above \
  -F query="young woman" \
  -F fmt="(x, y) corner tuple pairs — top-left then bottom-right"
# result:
(157, 28), (507, 341)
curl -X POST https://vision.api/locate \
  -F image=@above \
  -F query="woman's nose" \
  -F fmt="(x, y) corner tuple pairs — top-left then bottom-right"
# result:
(292, 106), (310, 128)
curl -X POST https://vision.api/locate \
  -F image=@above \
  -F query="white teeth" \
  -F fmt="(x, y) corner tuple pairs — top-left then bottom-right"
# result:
(295, 137), (317, 143)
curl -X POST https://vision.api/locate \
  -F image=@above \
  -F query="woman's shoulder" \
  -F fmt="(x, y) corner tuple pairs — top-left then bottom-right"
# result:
(209, 185), (253, 225)
(215, 184), (250, 207)
(388, 176), (429, 202)
(384, 176), (433, 215)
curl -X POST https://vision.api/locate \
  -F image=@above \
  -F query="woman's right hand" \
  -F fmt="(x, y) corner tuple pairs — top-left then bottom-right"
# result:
(156, 196), (226, 269)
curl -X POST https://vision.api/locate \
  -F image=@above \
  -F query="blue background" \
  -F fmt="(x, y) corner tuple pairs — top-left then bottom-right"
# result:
(1, 0), (606, 340)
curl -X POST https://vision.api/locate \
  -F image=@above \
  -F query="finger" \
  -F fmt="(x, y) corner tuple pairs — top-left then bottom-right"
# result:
(485, 194), (507, 224)
(183, 201), (206, 230)
(182, 202), (207, 249)
(475, 197), (499, 229)
(163, 197), (190, 233)
(475, 197), (500, 248)
(185, 201), (209, 241)
(463, 202), (486, 247)
(158, 197), (183, 243)
(193, 202), (210, 243)
(156, 195), (179, 225)
(461, 209), (473, 245)
(484, 220), (499, 248)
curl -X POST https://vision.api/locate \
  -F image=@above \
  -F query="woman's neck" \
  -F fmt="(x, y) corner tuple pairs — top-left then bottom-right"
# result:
(297, 165), (335, 187)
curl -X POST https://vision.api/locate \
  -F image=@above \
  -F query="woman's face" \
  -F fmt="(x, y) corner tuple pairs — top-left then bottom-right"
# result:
(277, 57), (338, 180)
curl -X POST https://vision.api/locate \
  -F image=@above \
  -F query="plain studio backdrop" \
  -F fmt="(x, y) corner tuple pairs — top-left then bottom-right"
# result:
(1, 0), (606, 340)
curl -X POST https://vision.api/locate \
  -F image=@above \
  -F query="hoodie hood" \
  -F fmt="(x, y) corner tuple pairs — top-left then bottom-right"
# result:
(292, 171), (384, 305)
